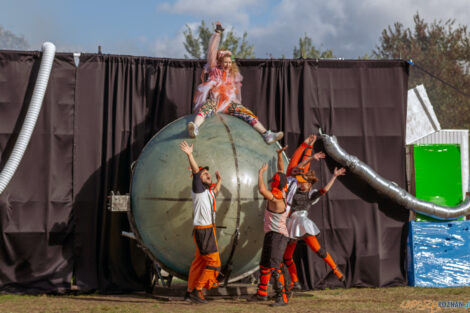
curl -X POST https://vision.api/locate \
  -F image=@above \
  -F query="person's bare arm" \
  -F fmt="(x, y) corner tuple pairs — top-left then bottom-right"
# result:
(322, 167), (346, 192)
(207, 22), (223, 69)
(258, 163), (274, 200)
(296, 151), (326, 169)
(213, 170), (222, 196)
(276, 146), (288, 173)
(179, 141), (199, 173)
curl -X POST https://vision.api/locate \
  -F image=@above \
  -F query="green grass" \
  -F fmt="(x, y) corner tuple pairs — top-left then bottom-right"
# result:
(0, 286), (469, 313)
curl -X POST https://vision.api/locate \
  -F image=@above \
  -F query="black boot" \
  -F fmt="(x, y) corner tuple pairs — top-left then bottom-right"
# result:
(184, 291), (191, 302)
(247, 293), (268, 302)
(270, 295), (288, 307)
(270, 269), (288, 306)
(189, 289), (208, 304)
(291, 281), (302, 291)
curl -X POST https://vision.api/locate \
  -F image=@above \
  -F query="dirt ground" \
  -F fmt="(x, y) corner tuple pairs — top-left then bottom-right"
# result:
(1, 286), (470, 313)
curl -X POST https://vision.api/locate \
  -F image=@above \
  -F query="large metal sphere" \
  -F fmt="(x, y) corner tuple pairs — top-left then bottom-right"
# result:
(130, 114), (287, 281)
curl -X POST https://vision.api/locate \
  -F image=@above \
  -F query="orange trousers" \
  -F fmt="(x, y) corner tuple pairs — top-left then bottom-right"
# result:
(283, 235), (340, 285)
(187, 225), (221, 291)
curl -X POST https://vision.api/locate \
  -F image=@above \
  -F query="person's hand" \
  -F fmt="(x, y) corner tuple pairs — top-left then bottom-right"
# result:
(259, 163), (268, 174)
(179, 141), (193, 155)
(215, 21), (224, 33)
(276, 145), (288, 154)
(334, 167), (346, 177)
(200, 69), (207, 82)
(313, 152), (326, 161)
(304, 134), (316, 145)
(215, 170), (221, 181)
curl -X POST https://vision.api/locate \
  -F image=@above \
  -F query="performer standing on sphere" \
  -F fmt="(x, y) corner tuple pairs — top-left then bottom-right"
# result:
(187, 22), (283, 145)
(283, 135), (346, 292)
(179, 141), (223, 304)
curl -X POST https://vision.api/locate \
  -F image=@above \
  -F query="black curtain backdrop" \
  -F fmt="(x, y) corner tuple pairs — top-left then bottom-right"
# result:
(0, 51), (409, 293)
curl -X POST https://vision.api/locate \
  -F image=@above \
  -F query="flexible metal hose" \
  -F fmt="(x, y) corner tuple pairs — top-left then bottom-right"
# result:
(320, 134), (470, 220)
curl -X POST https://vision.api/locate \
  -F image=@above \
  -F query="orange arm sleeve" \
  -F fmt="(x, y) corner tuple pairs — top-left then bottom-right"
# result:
(286, 143), (307, 176)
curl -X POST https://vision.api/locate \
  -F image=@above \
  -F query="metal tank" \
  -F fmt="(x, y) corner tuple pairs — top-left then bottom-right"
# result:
(130, 114), (287, 282)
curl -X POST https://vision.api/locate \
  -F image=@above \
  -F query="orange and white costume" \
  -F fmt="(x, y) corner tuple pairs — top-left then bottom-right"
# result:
(283, 143), (344, 290)
(187, 171), (221, 291)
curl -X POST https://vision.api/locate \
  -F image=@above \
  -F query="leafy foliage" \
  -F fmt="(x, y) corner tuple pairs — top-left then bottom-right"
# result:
(183, 21), (255, 59)
(0, 25), (29, 50)
(374, 13), (470, 130)
(293, 34), (334, 58)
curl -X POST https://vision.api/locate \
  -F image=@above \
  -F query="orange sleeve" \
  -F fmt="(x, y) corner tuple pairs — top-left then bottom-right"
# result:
(286, 143), (307, 176)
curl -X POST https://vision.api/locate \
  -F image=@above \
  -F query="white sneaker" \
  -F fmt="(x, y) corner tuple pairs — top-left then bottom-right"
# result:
(187, 122), (198, 138)
(263, 130), (283, 144)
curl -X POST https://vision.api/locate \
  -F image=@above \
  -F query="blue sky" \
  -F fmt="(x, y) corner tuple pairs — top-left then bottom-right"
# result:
(2, 0), (470, 59)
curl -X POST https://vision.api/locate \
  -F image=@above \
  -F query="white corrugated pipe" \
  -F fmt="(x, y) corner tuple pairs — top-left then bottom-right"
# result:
(0, 42), (56, 194)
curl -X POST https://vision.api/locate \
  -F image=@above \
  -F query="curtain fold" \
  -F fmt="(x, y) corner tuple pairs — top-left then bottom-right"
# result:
(0, 52), (76, 293)
(0, 52), (409, 292)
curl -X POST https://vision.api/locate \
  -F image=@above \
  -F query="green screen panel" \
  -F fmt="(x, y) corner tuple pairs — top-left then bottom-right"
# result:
(413, 144), (463, 221)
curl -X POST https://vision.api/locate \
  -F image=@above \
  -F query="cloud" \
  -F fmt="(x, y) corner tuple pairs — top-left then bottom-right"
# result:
(151, 0), (470, 59)
(247, 0), (470, 58)
(151, 22), (244, 58)
(152, 25), (190, 58)
(158, 0), (261, 26)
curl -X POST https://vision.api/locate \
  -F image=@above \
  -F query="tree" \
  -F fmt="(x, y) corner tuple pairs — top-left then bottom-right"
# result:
(293, 34), (334, 58)
(0, 25), (29, 50)
(374, 13), (470, 130)
(183, 20), (255, 59)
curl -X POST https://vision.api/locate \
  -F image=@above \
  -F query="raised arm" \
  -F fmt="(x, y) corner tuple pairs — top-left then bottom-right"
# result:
(179, 141), (199, 173)
(286, 143), (307, 176)
(213, 170), (222, 196)
(287, 135), (315, 176)
(207, 22), (224, 69)
(276, 146), (288, 173)
(258, 163), (274, 200)
(297, 151), (325, 169)
(322, 167), (346, 193)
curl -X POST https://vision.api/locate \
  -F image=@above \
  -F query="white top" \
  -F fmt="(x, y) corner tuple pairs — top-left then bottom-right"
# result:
(191, 171), (216, 226)
(285, 176), (298, 215)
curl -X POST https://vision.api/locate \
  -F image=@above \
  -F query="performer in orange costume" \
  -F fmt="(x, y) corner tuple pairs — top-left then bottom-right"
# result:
(249, 147), (291, 306)
(283, 135), (346, 292)
(180, 141), (223, 304)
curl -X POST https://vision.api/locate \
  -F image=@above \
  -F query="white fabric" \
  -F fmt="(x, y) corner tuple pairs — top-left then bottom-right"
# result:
(191, 189), (215, 226)
(308, 189), (321, 206)
(287, 210), (320, 238)
(264, 206), (289, 237)
(285, 176), (298, 215)
(406, 84), (441, 144)
(193, 68), (243, 113)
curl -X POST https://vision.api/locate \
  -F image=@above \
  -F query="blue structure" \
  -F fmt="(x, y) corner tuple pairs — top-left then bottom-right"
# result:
(408, 221), (470, 287)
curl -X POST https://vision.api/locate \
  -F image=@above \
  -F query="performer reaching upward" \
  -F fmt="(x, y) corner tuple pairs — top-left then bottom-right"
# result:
(249, 147), (290, 306)
(283, 135), (346, 292)
(179, 141), (223, 304)
(187, 22), (283, 144)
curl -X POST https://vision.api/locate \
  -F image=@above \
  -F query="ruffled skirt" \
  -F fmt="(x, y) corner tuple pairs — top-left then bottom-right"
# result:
(286, 210), (320, 238)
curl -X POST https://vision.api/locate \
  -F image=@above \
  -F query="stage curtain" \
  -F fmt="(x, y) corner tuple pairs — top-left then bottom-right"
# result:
(0, 52), (409, 292)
